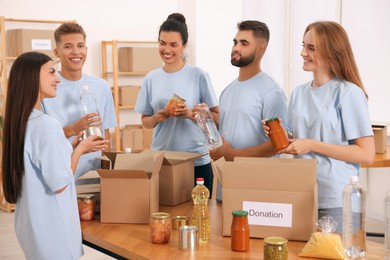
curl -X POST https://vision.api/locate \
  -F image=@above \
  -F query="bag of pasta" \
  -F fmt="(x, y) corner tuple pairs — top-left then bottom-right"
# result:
(299, 216), (346, 259)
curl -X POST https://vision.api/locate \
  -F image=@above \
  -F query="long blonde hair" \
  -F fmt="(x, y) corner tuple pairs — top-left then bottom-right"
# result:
(305, 21), (368, 99)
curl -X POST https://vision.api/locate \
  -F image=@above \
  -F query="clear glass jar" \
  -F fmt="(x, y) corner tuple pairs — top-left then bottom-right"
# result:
(231, 210), (250, 252)
(165, 93), (185, 116)
(150, 212), (171, 244)
(77, 194), (96, 221)
(264, 236), (288, 260)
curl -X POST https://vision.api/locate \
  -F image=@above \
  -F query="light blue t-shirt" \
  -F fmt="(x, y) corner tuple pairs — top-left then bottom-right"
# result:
(15, 109), (83, 260)
(42, 72), (117, 179)
(135, 63), (218, 166)
(219, 72), (287, 148)
(287, 78), (373, 209)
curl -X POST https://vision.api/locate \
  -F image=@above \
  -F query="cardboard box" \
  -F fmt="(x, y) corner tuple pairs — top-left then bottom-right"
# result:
(119, 85), (140, 107)
(121, 125), (143, 151)
(214, 157), (317, 241)
(146, 150), (202, 206)
(97, 151), (164, 223)
(118, 47), (161, 72)
(7, 29), (55, 57)
(372, 123), (388, 153)
(143, 126), (154, 150)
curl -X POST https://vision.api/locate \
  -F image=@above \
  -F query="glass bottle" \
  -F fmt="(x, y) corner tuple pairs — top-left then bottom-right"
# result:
(165, 93), (186, 116)
(194, 106), (222, 149)
(80, 85), (103, 140)
(77, 194), (96, 221)
(191, 177), (210, 243)
(342, 175), (366, 258)
(263, 236), (288, 260)
(231, 210), (250, 252)
(265, 118), (289, 151)
(385, 190), (390, 259)
(150, 212), (171, 244)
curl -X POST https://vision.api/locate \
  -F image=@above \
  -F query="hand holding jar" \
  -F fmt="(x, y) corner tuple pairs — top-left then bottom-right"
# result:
(165, 93), (186, 116)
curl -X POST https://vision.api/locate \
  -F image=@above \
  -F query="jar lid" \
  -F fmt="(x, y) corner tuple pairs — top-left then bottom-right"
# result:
(77, 194), (95, 200)
(151, 212), (171, 219)
(232, 210), (248, 216)
(264, 236), (288, 245)
(265, 117), (278, 123)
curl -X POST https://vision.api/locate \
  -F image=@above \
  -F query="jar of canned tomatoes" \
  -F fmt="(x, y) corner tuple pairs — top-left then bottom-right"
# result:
(265, 118), (289, 151)
(150, 212), (171, 244)
(77, 194), (96, 221)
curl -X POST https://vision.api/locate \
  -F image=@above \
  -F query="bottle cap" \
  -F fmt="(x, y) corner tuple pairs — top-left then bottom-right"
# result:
(264, 236), (288, 245)
(265, 117), (278, 123)
(232, 210), (248, 216)
(350, 175), (358, 184)
(196, 177), (204, 184)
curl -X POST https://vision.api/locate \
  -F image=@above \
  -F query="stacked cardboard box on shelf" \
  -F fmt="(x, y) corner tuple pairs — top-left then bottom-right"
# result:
(372, 122), (389, 153)
(118, 47), (162, 72)
(214, 157), (317, 241)
(6, 29), (56, 58)
(121, 125), (154, 151)
(118, 85), (140, 107)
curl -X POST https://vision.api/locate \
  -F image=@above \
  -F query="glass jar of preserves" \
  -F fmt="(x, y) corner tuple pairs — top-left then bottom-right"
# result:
(264, 236), (288, 260)
(77, 194), (96, 221)
(150, 212), (171, 244)
(265, 118), (289, 151)
(165, 93), (185, 116)
(231, 210), (250, 252)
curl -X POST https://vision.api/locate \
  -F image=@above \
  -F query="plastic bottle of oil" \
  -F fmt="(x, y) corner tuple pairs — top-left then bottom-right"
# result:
(191, 177), (210, 243)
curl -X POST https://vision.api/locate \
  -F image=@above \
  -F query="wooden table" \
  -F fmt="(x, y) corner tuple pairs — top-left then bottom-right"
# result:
(362, 145), (390, 168)
(81, 200), (384, 260)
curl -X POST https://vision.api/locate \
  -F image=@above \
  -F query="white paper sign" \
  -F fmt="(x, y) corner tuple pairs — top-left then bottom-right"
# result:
(31, 39), (52, 51)
(243, 201), (293, 227)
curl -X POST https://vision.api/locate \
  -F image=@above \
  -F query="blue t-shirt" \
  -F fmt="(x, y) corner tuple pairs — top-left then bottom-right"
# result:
(135, 63), (218, 166)
(42, 72), (117, 179)
(219, 72), (287, 148)
(15, 109), (83, 259)
(287, 78), (373, 209)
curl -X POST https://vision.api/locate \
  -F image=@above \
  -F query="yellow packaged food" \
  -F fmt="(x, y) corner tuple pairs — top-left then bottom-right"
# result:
(299, 232), (346, 259)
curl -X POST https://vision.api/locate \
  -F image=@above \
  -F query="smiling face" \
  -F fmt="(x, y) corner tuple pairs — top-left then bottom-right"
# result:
(158, 31), (186, 67)
(39, 60), (60, 100)
(54, 33), (87, 79)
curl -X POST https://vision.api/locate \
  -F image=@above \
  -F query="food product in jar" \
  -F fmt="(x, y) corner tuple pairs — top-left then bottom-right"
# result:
(231, 210), (250, 252)
(265, 118), (289, 151)
(77, 194), (96, 221)
(165, 93), (185, 116)
(150, 212), (171, 244)
(264, 236), (288, 260)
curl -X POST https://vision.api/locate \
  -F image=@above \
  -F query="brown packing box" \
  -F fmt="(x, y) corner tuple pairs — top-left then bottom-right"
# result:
(118, 47), (161, 72)
(143, 126), (154, 150)
(372, 122), (388, 153)
(119, 85), (140, 107)
(214, 157), (317, 241)
(6, 29), (55, 57)
(145, 150), (202, 206)
(96, 151), (164, 223)
(121, 125), (143, 151)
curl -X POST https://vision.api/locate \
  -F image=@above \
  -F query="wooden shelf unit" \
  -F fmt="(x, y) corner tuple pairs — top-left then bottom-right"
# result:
(0, 17), (75, 213)
(101, 40), (158, 151)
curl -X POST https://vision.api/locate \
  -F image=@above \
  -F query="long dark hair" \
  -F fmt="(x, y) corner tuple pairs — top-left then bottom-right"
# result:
(158, 13), (188, 45)
(2, 52), (52, 203)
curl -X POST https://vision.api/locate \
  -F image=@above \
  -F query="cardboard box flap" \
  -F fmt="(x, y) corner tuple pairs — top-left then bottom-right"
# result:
(114, 151), (165, 179)
(144, 150), (203, 166)
(222, 158), (316, 192)
(372, 121), (389, 128)
(97, 169), (149, 179)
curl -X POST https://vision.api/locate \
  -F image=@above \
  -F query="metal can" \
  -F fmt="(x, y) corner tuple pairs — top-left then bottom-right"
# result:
(77, 194), (96, 221)
(172, 216), (190, 230)
(179, 225), (199, 250)
(264, 236), (288, 260)
(150, 212), (171, 244)
(265, 118), (289, 151)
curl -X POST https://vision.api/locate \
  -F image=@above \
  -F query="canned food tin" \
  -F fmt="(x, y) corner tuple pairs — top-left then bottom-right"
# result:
(172, 216), (190, 230)
(179, 225), (199, 250)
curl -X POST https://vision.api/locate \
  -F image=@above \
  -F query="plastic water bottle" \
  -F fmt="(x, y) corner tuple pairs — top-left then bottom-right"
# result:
(194, 107), (222, 149)
(342, 175), (366, 258)
(80, 85), (103, 140)
(191, 177), (210, 243)
(385, 190), (390, 259)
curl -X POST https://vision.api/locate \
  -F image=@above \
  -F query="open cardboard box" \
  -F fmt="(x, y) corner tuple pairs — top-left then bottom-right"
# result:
(145, 150), (202, 206)
(372, 122), (389, 153)
(214, 157), (317, 241)
(96, 151), (164, 223)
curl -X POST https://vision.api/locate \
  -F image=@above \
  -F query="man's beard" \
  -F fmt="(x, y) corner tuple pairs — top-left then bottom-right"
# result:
(231, 54), (255, 67)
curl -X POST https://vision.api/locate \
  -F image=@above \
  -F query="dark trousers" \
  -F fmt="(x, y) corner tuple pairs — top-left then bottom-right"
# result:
(194, 163), (213, 199)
